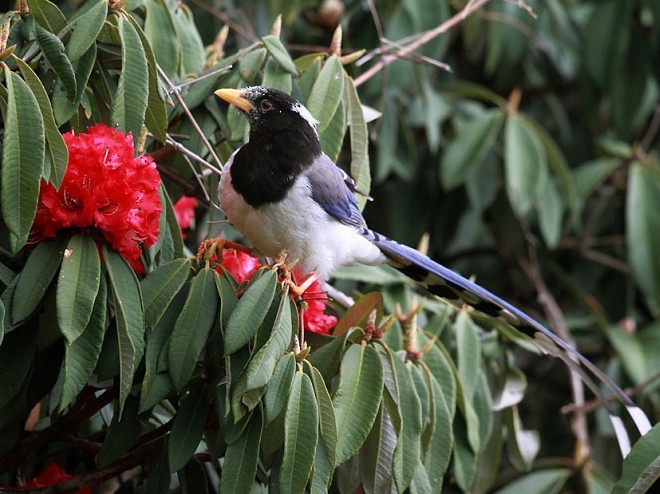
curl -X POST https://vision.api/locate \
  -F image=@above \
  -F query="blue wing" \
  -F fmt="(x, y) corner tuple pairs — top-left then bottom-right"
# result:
(306, 153), (367, 228)
(368, 232), (651, 454)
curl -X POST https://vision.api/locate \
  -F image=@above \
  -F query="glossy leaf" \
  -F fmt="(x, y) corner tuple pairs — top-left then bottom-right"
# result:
(343, 74), (371, 209)
(263, 353), (296, 424)
(279, 370), (318, 493)
(103, 247), (145, 413)
(66, 0), (106, 61)
(12, 236), (66, 325)
(307, 55), (344, 134)
(168, 267), (219, 392)
(333, 343), (384, 465)
(1, 67), (45, 245)
(309, 365), (337, 492)
(224, 269), (277, 355)
(493, 468), (569, 494)
(262, 34), (299, 75)
(56, 235), (101, 343)
(169, 383), (209, 473)
(422, 366), (452, 491)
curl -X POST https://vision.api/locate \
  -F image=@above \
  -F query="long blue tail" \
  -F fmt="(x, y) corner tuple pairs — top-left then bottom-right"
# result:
(368, 231), (651, 456)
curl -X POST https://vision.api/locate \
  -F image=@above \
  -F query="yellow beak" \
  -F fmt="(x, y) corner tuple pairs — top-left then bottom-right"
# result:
(214, 88), (253, 112)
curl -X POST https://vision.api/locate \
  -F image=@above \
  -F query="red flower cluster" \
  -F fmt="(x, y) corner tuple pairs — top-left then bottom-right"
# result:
(173, 195), (198, 238)
(218, 248), (337, 334)
(31, 124), (162, 270)
(15, 462), (91, 493)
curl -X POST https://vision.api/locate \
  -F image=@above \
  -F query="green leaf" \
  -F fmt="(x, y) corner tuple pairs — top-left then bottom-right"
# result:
(442, 109), (504, 190)
(0, 325), (37, 408)
(333, 291), (383, 336)
(179, 457), (209, 494)
(391, 353), (423, 493)
(172, 4), (205, 75)
(573, 158), (620, 204)
(456, 310), (480, 400)
(168, 267), (219, 392)
(626, 163), (660, 315)
(144, 0), (180, 77)
(27, 0), (68, 34)
(127, 11), (168, 142)
(262, 35), (299, 75)
(66, 0), (106, 61)
(264, 353), (296, 424)
(141, 258), (190, 329)
(536, 178), (564, 248)
(239, 47), (267, 83)
(493, 468), (570, 494)
(103, 246), (145, 413)
(97, 396), (142, 467)
(36, 24), (77, 99)
(504, 113), (546, 216)
(360, 403), (398, 493)
(111, 15), (149, 149)
(343, 74), (371, 209)
(306, 55), (344, 134)
(13, 56), (68, 188)
(243, 292), (294, 392)
(261, 57), (292, 94)
(56, 235), (101, 343)
(1, 67), (45, 245)
(279, 371), (318, 493)
(220, 408), (263, 492)
(612, 422), (660, 494)
(309, 365), (337, 492)
(12, 236), (66, 325)
(505, 406), (540, 471)
(422, 366), (452, 491)
(224, 269), (278, 355)
(168, 383), (209, 473)
(333, 343), (384, 465)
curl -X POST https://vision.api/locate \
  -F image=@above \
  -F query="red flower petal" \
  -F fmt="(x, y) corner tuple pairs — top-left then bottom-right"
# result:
(173, 196), (198, 231)
(218, 249), (262, 284)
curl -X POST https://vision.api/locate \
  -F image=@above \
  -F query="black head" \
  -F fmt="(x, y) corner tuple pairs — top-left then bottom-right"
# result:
(215, 86), (320, 140)
(215, 87), (323, 207)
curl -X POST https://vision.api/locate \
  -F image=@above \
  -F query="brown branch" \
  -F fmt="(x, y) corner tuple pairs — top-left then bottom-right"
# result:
(354, 0), (492, 87)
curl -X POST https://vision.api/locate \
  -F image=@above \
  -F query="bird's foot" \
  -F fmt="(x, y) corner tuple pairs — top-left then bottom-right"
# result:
(273, 250), (317, 299)
(197, 237), (254, 266)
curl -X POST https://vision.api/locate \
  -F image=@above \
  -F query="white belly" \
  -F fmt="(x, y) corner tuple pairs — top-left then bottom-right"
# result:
(219, 162), (384, 280)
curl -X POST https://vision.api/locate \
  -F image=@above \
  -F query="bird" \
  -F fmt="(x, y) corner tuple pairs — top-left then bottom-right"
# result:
(213, 86), (651, 455)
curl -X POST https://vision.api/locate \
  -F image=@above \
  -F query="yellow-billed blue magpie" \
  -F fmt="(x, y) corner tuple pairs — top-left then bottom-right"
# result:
(214, 86), (650, 454)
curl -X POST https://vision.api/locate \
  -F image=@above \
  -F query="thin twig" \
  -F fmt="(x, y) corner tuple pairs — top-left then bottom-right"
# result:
(354, 0), (492, 87)
(165, 135), (222, 176)
(187, 0), (256, 42)
(639, 104), (660, 156)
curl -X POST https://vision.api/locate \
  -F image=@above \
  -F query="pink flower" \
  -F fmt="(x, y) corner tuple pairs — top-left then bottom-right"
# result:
(300, 278), (337, 334)
(30, 124), (162, 271)
(173, 196), (198, 235)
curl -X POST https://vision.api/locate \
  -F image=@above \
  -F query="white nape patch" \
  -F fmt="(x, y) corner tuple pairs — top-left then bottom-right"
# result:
(291, 102), (319, 135)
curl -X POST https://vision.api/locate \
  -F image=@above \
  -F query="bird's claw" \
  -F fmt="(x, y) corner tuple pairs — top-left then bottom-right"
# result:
(273, 250), (317, 298)
(196, 237), (254, 266)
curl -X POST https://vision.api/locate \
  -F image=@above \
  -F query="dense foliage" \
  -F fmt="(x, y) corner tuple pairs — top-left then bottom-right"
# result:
(0, 0), (658, 492)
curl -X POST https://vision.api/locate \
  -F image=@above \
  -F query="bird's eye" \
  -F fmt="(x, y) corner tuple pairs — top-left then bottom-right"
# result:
(260, 99), (273, 111)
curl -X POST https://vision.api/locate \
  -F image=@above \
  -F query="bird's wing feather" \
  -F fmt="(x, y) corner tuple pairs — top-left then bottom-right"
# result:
(367, 231), (651, 454)
(306, 154), (367, 228)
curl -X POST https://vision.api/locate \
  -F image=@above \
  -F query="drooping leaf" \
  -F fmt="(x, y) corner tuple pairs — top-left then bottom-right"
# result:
(56, 234), (101, 343)
(35, 24), (77, 99)
(308, 365), (337, 492)
(13, 56), (68, 188)
(220, 408), (263, 492)
(27, 0), (68, 34)
(0, 325), (37, 408)
(97, 396), (142, 467)
(103, 246), (145, 413)
(263, 353), (296, 424)
(306, 55), (344, 134)
(111, 15), (149, 149)
(493, 468), (570, 494)
(626, 163), (660, 315)
(1, 66), (45, 246)
(224, 269), (278, 355)
(279, 370), (318, 493)
(343, 73), (371, 209)
(455, 310), (481, 400)
(168, 267), (219, 392)
(66, 0), (107, 61)
(262, 34), (299, 75)
(168, 383), (209, 473)
(140, 258), (191, 330)
(505, 406), (540, 471)
(12, 236), (67, 325)
(333, 343), (384, 465)
(144, 0), (180, 77)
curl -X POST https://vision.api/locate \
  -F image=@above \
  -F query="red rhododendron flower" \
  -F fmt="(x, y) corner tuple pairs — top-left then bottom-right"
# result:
(17, 462), (91, 493)
(299, 278), (337, 334)
(173, 196), (198, 234)
(30, 124), (162, 271)
(218, 248), (262, 284)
